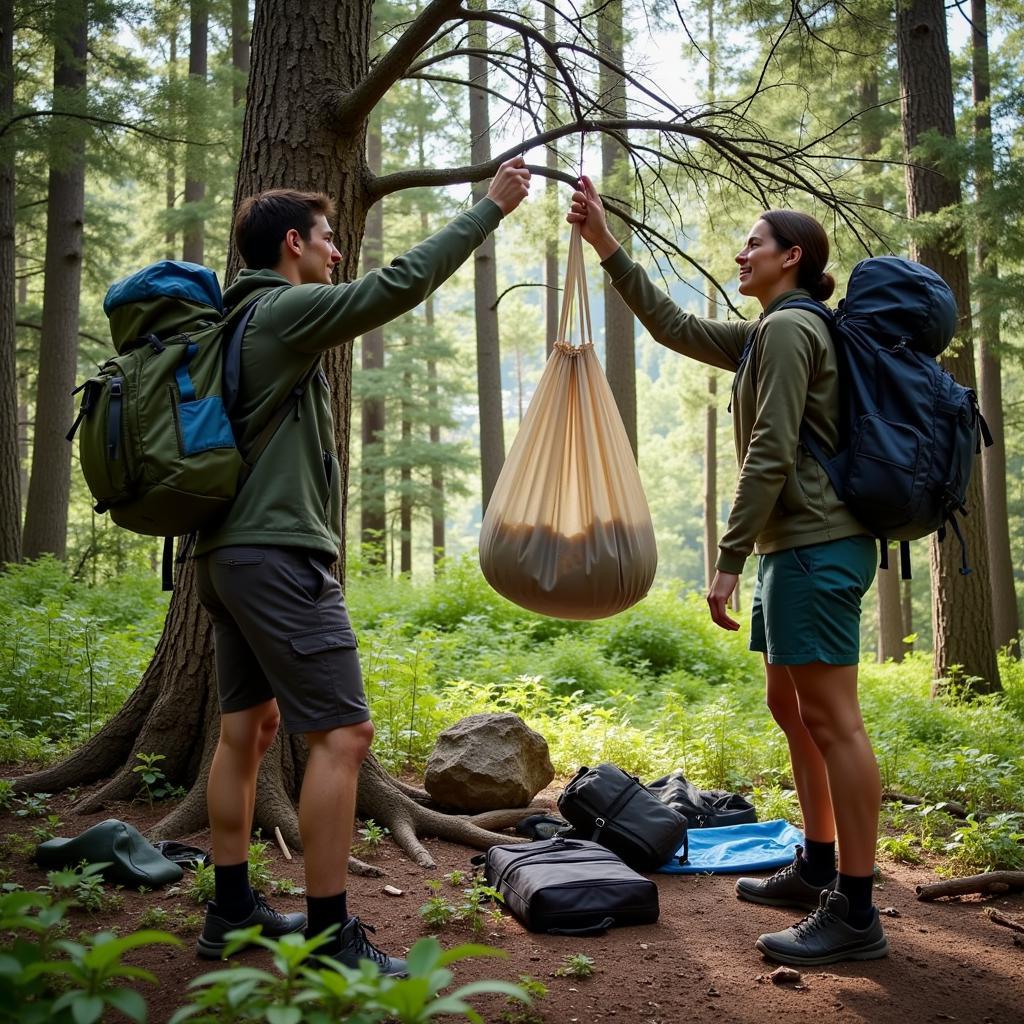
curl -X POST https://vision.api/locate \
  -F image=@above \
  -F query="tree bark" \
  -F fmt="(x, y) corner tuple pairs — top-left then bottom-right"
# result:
(859, 69), (904, 663)
(400, 366), (412, 574)
(971, 0), (1019, 657)
(0, 0), (21, 566)
(21, 1), (87, 562)
(14, 0), (516, 868)
(182, 0), (207, 265)
(426, 291), (445, 565)
(231, 0), (250, 110)
(702, 1), (717, 593)
(543, 2), (558, 357)
(360, 114), (386, 565)
(469, 3), (504, 512)
(165, 27), (178, 261)
(896, 0), (1000, 692)
(597, 0), (636, 458)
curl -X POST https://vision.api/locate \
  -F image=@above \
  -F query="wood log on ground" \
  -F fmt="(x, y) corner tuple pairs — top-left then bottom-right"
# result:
(985, 908), (1024, 934)
(882, 791), (970, 819)
(916, 871), (1024, 900)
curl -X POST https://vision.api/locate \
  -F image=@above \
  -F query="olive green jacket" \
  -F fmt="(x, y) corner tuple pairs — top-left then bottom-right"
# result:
(195, 198), (504, 558)
(601, 246), (867, 574)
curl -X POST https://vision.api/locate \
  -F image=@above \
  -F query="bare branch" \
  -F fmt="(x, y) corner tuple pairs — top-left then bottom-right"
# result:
(336, 0), (464, 133)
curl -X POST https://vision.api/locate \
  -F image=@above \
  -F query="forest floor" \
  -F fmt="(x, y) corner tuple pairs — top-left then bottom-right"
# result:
(2, 781), (1023, 1024)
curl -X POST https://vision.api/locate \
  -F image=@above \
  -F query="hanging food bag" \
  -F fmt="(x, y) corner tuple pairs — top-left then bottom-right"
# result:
(479, 225), (657, 619)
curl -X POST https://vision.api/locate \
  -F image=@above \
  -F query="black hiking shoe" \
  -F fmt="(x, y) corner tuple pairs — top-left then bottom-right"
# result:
(317, 917), (408, 977)
(755, 890), (889, 966)
(196, 894), (306, 959)
(735, 846), (836, 911)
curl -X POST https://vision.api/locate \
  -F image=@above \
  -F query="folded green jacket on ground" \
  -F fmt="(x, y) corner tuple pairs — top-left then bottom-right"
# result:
(35, 818), (184, 888)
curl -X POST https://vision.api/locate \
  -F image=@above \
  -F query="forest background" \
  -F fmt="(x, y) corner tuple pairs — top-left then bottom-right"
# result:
(1, 0), (1023, 881)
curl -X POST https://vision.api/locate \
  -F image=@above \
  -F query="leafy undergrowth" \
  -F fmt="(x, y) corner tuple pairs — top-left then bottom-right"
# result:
(2, 555), (1023, 873)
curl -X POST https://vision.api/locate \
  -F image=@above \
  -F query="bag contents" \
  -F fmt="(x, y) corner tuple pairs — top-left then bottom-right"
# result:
(479, 226), (657, 619)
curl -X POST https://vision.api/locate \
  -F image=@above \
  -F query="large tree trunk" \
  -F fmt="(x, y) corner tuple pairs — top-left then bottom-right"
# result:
(21, 1), (87, 562)
(165, 27), (178, 261)
(400, 367), (412, 574)
(544, 3), (558, 357)
(971, 0), (1019, 657)
(426, 290), (445, 565)
(182, 0), (207, 265)
(231, 0), (250, 110)
(469, 4), (504, 511)
(702, 1), (717, 593)
(360, 114), (386, 564)
(14, 0), (516, 870)
(859, 70), (904, 664)
(0, 0), (20, 566)
(896, 0), (999, 692)
(597, 0), (636, 457)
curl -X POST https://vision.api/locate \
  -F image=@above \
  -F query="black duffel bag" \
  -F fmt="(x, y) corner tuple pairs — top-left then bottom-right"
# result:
(645, 769), (758, 829)
(477, 836), (659, 935)
(557, 763), (688, 871)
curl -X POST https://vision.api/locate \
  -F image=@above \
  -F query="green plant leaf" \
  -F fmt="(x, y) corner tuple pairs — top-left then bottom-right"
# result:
(404, 935), (443, 976)
(104, 988), (148, 1023)
(436, 943), (506, 967)
(83, 929), (179, 970)
(266, 1007), (303, 1024)
(70, 994), (105, 1024)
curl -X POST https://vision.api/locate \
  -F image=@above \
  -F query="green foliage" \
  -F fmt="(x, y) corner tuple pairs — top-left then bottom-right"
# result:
(13, 793), (51, 818)
(943, 813), (1024, 875)
(132, 752), (185, 805)
(0, 558), (166, 749)
(137, 906), (203, 934)
(186, 838), (276, 904)
(0, 780), (13, 811)
(170, 929), (529, 1024)
(554, 953), (595, 979)
(355, 820), (389, 855)
(0, 887), (178, 1024)
(41, 863), (120, 914)
(419, 876), (503, 934)
(498, 975), (549, 1024)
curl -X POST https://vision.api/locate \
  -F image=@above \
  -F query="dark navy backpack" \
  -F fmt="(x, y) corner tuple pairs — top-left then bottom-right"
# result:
(780, 256), (993, 577)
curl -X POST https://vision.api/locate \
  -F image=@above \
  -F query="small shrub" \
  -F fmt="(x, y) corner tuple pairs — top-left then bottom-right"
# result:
(878, 833), (923, 865)
(943, 812), (1024, 875)
(419, 894), (456, 929)
(30, 814), (63, 844)
(0, 779), (13, 811)
(554, 953), (595, 978)
(355, 818), (389, 855)
(13, 792), (51, 818)
(133, 752), (185, 804)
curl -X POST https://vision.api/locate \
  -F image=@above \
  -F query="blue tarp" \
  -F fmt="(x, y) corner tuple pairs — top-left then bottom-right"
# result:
(658, 819), (804, 875)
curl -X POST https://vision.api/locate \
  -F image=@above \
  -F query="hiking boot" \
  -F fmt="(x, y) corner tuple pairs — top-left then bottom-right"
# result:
(318, 917), (408, 977)
(755, 890), (889, 966)
(735, 847), (836, 911)
(196, 894), (306, 959)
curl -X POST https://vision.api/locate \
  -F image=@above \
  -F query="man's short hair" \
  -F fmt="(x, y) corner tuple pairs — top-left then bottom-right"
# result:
(233, 189), (337, 269)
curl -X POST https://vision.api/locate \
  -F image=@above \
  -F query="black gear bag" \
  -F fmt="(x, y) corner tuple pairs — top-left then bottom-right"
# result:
(476, 836), (659, 935)
(557, 763), (688, 870)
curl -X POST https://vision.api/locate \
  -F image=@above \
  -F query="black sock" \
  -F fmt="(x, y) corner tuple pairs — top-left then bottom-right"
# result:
(800, 839), (837, 885)
(306, 891), (349, 946)
(214, 862), (255, 920)
(836, 873), (874, 928)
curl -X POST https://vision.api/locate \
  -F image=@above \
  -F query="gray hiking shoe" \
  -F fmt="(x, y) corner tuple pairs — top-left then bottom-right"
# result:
(196, 895), (306, 959)
(755, 890), (889, 966)
(318, 917), (408, 977)
(735, 846), (836, 911)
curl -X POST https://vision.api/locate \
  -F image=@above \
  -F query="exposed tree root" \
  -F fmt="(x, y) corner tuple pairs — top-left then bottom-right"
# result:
(356, 754), (527, 868)
(883, 790), (969, 819)
(465, 805), (552, 831)
(916, 871), (1024, 900)
(390, 777), (431, 803)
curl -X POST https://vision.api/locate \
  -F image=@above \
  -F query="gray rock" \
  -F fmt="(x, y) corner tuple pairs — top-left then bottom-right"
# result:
(424, 713), (554, 812)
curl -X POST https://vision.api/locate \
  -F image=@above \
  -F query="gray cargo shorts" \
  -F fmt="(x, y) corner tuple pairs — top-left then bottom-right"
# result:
(195, 545), (371, 734)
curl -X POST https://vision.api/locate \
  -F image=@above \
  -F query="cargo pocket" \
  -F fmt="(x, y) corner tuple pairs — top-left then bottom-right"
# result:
(289, 626), (358, 656)
(214, 550), (265, 567)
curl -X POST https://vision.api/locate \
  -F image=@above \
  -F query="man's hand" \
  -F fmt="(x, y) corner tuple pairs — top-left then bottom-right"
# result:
(567, 175), (620, 260)
(487, 156), (531, 215)
(707, 570), (741, 631)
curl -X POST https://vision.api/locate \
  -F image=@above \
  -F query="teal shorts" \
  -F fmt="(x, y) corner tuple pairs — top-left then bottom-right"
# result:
(749, 536), (877, 666)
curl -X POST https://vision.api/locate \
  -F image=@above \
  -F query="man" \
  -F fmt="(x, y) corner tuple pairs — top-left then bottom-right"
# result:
(193, 158), (531, 973)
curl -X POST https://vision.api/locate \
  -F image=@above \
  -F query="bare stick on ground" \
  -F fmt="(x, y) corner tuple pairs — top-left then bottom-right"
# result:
(916, 872), (1024, 900)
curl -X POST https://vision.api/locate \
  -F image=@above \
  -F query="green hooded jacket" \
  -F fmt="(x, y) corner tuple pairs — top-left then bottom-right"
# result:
(601, 246), (868, 575)
(194, 197), (503, 558)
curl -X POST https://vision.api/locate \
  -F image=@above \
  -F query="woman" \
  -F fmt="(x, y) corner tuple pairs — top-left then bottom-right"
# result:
(568, 178), (887, 966)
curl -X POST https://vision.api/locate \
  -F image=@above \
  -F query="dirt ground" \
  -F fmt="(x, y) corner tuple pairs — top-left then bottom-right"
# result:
(2, 785), (1023, 1024)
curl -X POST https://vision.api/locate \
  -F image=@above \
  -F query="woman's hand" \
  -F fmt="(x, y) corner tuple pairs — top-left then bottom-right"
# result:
(707, 571), (741, 631)
(566, 175), (620, 260)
